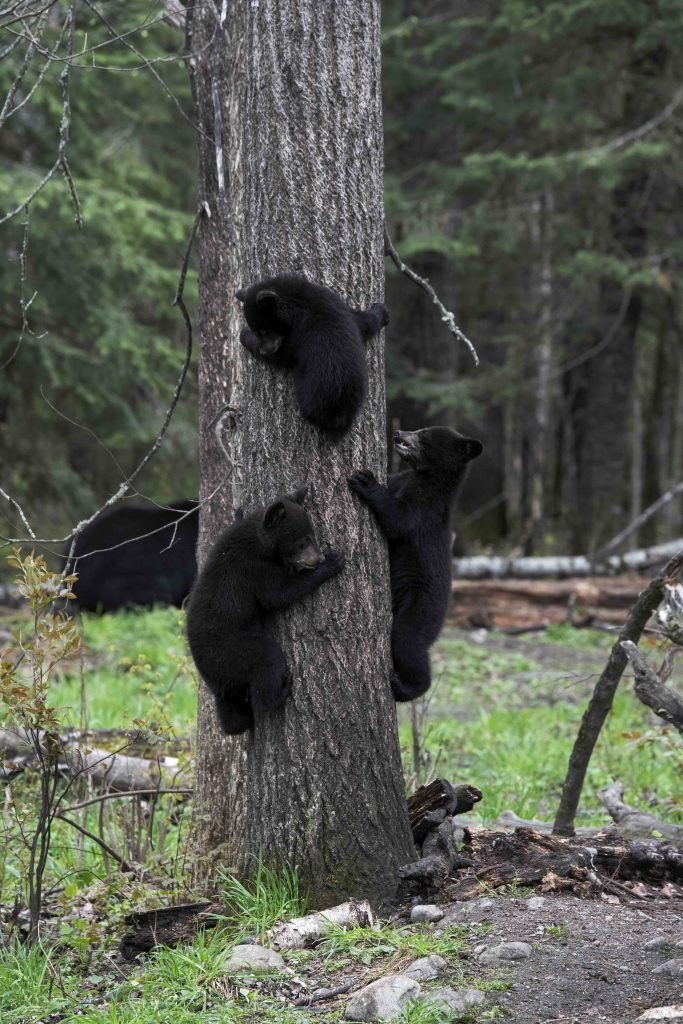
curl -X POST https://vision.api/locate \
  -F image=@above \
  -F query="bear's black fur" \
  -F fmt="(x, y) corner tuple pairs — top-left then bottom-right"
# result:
(236, 274), (389, 439)
(65, 501), (198, 613)
(349, 427), (482, 702)
(185, 487), (344, 735)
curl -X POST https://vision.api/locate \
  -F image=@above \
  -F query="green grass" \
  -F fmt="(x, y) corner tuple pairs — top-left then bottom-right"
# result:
(321, 922), (468, 967)
(217, 856), (308, 942)
(399, 631), (683, 827)
(0, 941), (78, 1023)
(52, 607), (197, 732)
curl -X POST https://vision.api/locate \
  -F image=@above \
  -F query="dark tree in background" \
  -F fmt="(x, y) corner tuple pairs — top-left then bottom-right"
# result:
(186, 1), (414, 902)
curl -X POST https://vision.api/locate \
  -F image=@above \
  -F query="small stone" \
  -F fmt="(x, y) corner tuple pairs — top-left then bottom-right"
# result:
(410, 905), (445, 924)
(636, 1008), (683, 1022)
(652, 959), (683, 977)
(422, 987), (486, 1014)
(402, 955), (447, 981)
(345, 975), (420, 1021)
(479, 941), (532, 965)
(527, 896), (547, 910)
(222, 944), (285, 973)
(645, 937), (674, 952)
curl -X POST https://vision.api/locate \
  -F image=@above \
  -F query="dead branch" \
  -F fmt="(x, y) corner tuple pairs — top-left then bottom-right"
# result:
(384, 225), (479, 366)
(621, 640), (683, 733)
(294, 982), (354, 1007)
(598, 780), (683, 840)
(55, 812), (131, 872)
(62, 787), (193, 814)
(553, 547), (683, 836)
(598, 481), (683, 557)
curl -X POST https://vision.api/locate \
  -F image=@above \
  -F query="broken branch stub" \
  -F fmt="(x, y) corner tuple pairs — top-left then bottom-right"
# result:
(264, 899), (375, 951)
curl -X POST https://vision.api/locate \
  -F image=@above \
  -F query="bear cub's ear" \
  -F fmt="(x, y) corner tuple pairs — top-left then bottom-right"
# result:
(255, 289), (282, 316)
(287, 485), (308, 505)
(235, 288), (247, 302)
(463, 438), (483, 462)
(264, 501), (286, 529)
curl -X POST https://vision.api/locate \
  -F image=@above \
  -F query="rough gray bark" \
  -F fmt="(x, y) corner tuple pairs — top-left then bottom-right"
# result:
(187, 1), (413, 902)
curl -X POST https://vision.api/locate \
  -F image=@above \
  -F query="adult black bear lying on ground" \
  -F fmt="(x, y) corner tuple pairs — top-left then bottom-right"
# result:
(236, 274), (389, 439)
(349, 427), (482, 702)
(66, 501), (198, 613)
(186, 487), (344, 735)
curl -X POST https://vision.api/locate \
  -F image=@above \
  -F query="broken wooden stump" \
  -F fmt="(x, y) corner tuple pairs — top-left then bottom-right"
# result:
(408, 780), (482, 847)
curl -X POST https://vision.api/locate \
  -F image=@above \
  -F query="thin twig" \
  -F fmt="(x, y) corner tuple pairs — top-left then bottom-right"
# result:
(55, 812), (132, 872)
(62, 787), (193, 814)
(384, 224), (479, 366)
(294, 981), (354, 1007)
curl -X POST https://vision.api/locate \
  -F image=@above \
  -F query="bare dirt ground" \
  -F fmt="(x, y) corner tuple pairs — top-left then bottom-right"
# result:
(442, 890), (683, 1023)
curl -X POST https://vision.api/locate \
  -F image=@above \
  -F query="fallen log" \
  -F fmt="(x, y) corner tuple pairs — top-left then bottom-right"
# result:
(444, 826), (683, 902)
(452, 538), (683, 580)
(266, 899), (375, 950)
(0, 727), (192, 792)
(449, 575), (648, 630)
(120, 901), (218, 960)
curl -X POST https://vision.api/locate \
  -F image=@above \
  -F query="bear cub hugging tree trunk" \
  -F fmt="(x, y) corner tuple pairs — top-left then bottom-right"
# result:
(186, 487), (344, 734)
(236, 274), (389, 439)
(349, 426), (483, 701)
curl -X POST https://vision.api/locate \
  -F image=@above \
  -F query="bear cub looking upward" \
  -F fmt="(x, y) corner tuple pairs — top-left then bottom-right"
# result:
(236, 274), (389, 439)
(349, 427), (482, 702)
(186, 487), (344, 735)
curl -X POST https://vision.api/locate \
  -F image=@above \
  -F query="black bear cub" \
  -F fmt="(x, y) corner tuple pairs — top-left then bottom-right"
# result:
(186, 487), (344, 735)
(349, 427), (482, 702)
(236, 274), (389, 439)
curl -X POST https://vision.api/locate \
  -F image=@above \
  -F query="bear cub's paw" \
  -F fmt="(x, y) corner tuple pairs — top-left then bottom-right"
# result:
(371, 302), (390, 328)
(348, 469), (377, 493)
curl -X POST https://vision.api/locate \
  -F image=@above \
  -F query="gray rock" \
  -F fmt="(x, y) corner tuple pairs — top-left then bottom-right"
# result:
(345, 975), (420, 1021)
(652, 959), (683, 978)
(479, 941), (532, 965)
(410, 905), (445, 924)
(443, 897), (495, 924)
(222, 944), (285, 973)
(645, 936), (674, 952)
(526, 896), (547, 910)
(402, 955), (447, 981)
(422, 987), (486, 1014)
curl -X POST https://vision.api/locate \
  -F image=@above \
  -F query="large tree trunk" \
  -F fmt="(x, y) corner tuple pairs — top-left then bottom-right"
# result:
(187, 2), (414, 904)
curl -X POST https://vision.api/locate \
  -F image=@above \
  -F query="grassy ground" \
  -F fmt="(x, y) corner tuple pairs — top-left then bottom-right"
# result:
(44, 607), (683, 828)
(1, 605), (680, 1023)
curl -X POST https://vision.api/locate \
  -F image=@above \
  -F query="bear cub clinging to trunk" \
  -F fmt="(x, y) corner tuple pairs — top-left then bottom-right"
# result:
(236, 274), (389, 439)
(186, 487), (344, 734)
(349, 426), (482, 702)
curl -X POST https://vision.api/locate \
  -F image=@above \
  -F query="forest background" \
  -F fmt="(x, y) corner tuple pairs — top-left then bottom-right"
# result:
(1, 0), (682, 559)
